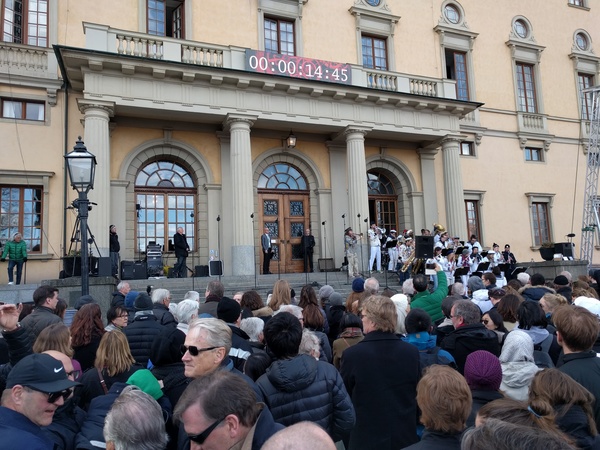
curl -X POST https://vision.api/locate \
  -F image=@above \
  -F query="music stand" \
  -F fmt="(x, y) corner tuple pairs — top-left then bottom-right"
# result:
(454, 266), (470, 285)
(511, 266), (529, 278)
(476, 262), (490, 273)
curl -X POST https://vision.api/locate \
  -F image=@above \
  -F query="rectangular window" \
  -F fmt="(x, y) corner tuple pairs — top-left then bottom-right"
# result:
(460, 142), (474, 156)
(264, 17), (295, 56)
(1, 98), (44, 121)
(2, 0), (47, 47)
(465, 200), (481, 241)
(445, 49), (469, 101)
(516, 63), (537, 113)
(525, 147), (543, 162)
(569, 0), (585, 6)
(362, 35), (388, 70)
(0, 186), (43, 252)
(147, 0), (184, 38)
(531, 202), (550, 246)
(579, 73), (594, 121)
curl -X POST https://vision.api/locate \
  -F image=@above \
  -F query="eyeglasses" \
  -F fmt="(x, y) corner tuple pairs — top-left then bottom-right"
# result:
(482, 319), (490, 325)
(188, 418), (223, 445)
(180, 345), (218, 357)
(27, 386), (72, 404)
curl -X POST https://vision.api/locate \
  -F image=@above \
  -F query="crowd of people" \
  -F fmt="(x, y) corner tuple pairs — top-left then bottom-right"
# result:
(1, 268), (600, 449)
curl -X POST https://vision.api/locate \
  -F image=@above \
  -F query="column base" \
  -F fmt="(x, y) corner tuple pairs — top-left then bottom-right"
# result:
(231, 245), (255, 276)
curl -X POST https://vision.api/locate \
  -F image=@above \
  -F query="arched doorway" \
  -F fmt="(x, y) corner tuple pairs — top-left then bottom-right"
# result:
(134, 160), (196, 256)
(367, 170), (398, 233)
(258, 163), (310, 273)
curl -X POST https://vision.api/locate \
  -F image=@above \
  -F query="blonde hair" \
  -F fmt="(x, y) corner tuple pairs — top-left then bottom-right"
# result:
(33, 323), (74, 358)
(270, 280), (291, 311)
(94, 330), (135, 377)
(362, 295), (397, 333)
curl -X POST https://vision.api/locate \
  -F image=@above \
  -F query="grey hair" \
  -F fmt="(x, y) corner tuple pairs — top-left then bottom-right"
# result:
(116, 281), (129, 291)
(452, 282), (466, 296)
(467, 276), (485, 293)
(299, 329), (320, 358)
(276, 304), (303, 320)
(151, 288), (170, 304)
(452, 300), (481, 325)
(517, 272), (531, 286)
(364, 277), (380, 295)
(176, 299), (199, 324)
(103, 386), (168, 450)
(240, 317), (264, 342)
(12, 232), (21, 239)
(402, 279), (415, 296)
(188, 317), (232, 354)
(183, 291), (200, 302)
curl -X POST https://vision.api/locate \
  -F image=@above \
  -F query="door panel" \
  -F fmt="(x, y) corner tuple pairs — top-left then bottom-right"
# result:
(259, 192), (309, 273)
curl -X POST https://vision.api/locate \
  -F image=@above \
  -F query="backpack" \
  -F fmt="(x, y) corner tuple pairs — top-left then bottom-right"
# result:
(533, 334), (555, 368)
(419, 347), (457, 370)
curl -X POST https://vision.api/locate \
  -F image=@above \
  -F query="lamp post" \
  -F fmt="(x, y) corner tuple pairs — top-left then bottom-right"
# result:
(65, 136), (97, 296)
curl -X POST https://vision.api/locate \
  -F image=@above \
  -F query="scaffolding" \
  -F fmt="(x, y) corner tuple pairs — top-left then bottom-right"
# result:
(580, 86), (600, 267)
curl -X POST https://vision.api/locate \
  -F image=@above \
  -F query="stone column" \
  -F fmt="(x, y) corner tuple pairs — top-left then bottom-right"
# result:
(224, 114), (257, 276)
(77, 99), (114, 258)
(344, 126), (371, 272)
(417, 148), (439, 230)
(441, 136), (467, 238)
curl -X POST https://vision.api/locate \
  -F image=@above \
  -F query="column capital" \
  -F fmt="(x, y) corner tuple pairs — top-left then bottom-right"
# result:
(223, 113), (258, 130)
(342, 125), (372, 140)
(440, 134), (467, 147)
(77, 98), (115, 117)
(417, 148), (439, 160)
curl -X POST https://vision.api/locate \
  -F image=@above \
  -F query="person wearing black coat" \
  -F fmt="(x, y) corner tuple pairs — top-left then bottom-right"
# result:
(173, 227), (190, 278)
(325, 292), (346, 345)
(150, 326), (189, 409)
(217, 297), (254, 372)
(151, 288), (177, 327)
(256, 312), (355, 442)
(440, 300), (500, 374)
(0, 304), (32, 392)
(123, 293), (165, 366)
(341, 296), (420, 450)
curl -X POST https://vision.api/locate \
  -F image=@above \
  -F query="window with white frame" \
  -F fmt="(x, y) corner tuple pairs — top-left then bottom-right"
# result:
(578, 73), (594, 120)
(435, 2), (478, 102)
(258, 0), (304, 55)
(350, 1), (399, 72)
(526, 193), (554, 247)
(568, 0), (587, 7)
(2, 0), (48, 46)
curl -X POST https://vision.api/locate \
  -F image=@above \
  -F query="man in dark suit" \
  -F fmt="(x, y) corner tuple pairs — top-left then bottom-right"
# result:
(261, 226), (273, 274)
(301, 228), (315, 273)
(173, 227), (190, 278)
(340, 295), (420, 450)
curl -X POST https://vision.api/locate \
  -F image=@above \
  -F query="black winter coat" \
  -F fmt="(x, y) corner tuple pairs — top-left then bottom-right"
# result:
(326, 304), (346, 345)
(75, 365), (143, 411)
(341, 331), (420, 450)
(256, 353), (355, 442)
(466, 389), (504, 427)
(555, 404), (600, 450)
(110, 291), (125, 308)
(228, 325), (253, 372)
(123, 314), (163, 365)
(152, 303), (177, 327)
(43, 396), (86, 450)
(402, 430), (463, 450)
(440, 323), (500, 374)
(558, 351), (600, 430)
(0, 326), (32, 391)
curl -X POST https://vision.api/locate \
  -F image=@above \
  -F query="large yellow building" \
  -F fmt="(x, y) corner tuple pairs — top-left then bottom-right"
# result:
(0, 0), (598, 282)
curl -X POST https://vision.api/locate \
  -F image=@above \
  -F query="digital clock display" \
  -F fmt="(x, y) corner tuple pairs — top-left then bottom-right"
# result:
(245, 50), (352, 85)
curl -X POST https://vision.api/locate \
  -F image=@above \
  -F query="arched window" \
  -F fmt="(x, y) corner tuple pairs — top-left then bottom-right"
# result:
(258, 163), (308, 190)
(135, 161), (195, 252)
(367, 170), (397, 233)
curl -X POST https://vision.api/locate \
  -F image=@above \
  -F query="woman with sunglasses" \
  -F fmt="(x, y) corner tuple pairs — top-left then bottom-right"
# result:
(481, 309), (508, 344)
(75, 330), (142, 411)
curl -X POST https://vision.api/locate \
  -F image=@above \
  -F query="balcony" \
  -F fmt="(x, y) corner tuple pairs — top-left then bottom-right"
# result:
(517, 111), (549, 135)
(0, 42), (58, 80)
(84, 22), (458, 101)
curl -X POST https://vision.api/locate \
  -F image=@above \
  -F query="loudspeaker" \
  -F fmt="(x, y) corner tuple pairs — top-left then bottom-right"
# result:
(415, 235), (434, 259)
(195, 265), (209, 277)
(121, 261), (147, 280)
(96, 257), (112, 277)
(209, 260), (223, 276)
(554, 242), (574, 258)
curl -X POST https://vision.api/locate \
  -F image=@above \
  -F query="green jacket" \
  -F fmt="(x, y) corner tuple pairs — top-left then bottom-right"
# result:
(1, 240), (27, 261)
(410, 270), (448, 322)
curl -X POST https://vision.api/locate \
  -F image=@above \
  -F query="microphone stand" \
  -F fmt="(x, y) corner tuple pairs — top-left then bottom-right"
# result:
(357, 214), (364, 277)
(216, 215), (222, 282)
(322, 221), (328, 286)
(251, 213), (257, 289)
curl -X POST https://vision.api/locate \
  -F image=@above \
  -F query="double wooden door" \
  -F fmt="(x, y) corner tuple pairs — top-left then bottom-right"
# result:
(259, 192), (310, 273)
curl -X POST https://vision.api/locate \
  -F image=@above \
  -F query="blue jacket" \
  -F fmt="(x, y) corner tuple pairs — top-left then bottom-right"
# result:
(257, 353), (355, 442)
(0, 406), (55, 449)
(402, 332), (456, 369)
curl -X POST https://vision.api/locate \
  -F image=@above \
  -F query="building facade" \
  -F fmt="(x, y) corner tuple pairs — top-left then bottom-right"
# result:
(0, 0), (598, 282)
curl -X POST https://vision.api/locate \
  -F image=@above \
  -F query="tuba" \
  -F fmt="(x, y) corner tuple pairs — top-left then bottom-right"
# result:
(433, 223), (446, 234)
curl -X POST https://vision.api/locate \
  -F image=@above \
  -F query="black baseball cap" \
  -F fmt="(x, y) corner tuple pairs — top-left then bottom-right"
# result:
(6, 353), (79, 392)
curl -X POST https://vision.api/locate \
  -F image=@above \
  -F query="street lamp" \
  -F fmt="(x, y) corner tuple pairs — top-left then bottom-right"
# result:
(286, 130), (297, 149)
(65, 136), (97, 296)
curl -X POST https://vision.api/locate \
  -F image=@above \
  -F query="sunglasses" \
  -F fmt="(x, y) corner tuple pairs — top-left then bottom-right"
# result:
(28, 386), (72, 403)
(180, 345), (218, 357)
(188, 418), (223, 444)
